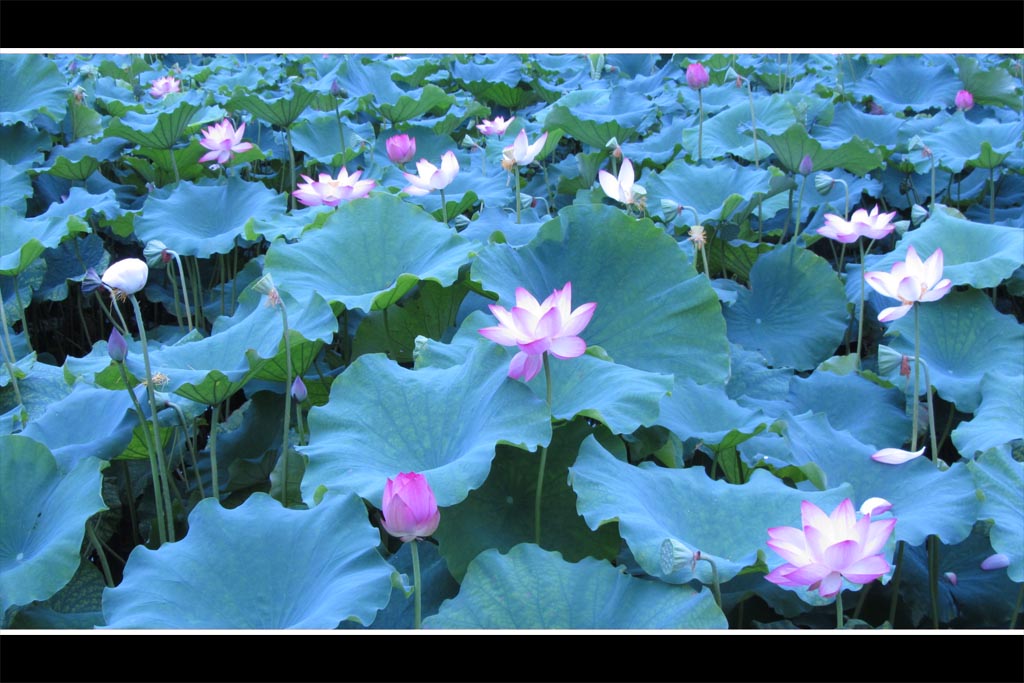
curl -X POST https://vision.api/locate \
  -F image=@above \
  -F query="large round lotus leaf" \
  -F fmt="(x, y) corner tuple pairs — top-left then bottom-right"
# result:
(760, 122), (883, 177)
(681, 93), (797, 162)
(433, 418), (621, 582)
(265, 194), (475, 314)
(885, 289), (1024, 413)
(757, 412), (979, 548)
(922, 114), (1023, 173)
(423, 544), (726, 629)
(19, 383), (136, 471)
(967, 449), (1023, 583)
(655, 376), (768, 447)
(952, 374), (1024, 457)
(0, 206), (90, 276)
(724, 243), (848, 371)
(227, 83), (315, 129)
(472, 204), (730, 385)
(134, 177), (286, 257)
(866, 209), (1024, 290)
(850, 56), (961, 111)
(0, 54), (68, 125)
(569, 434), (856, 585)
(1, 161), (32, 213)
(101, 492), (395, 629)
(0, 436), (106, 616)
(123, 286), (336, 406)
(541, 88), (654, 148)
(811, 103), (903, 151)
(300, 344), (552, 508)
(104, 99), (204, 149)
(643, 159), (772, 223)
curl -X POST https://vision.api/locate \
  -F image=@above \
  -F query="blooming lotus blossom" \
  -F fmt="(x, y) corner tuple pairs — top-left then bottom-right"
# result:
(864, 245), (952, 322)
(149, 76), (180, 98)
(380, 472), (440, 542)
(502, 129), (548, 166)
(292, 169), (375, 207)
(402, 151), (459, 196)
(198, 119), (254, 165)
(478, 282), (596, 382)
(871, 446), (926, 465)
(477, 116), (515, 137)
(980, 553), (1010, 571)
(686, 62), (709, 90)
(598, 158), (644, 207)
(385, 134), (417, 164)
(955, 89), (974, 111)
(818, 205), (897, 244)
(765, 498), (896, 599)
(102, 258), (149, 298)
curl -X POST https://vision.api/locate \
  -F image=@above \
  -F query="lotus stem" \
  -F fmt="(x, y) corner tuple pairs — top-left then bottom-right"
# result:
(856, 240), (866, 369)
(514, 166), (522, 224)
(0, 295), (25, 425)
(278, 301), (294, 508)
(930, 154), (936, 211)
(116, 359), (167, 545)
(989, 167), (996, 224)
(792, 172), (808, 245)
(836, 590), (844, 629)
(286, 127), (297, 213)
(168, 400), (204, 498)
(411, 539), (423, 629)
(928, 535), (940, 629)
(85, 521), (115, 588)
(888, 540), (905, 626)
(534, 352), (553, 547)
(439, 188), (449, 225)
(697, 554), (722, 611)
(1010, 582), (1024, 629)
(169, 147), (180, 184)
(295, 394), (306, 447)
(12, 275), (32, 352)
(334, 101), (347, 174)
(209, 401), (220, 501)
(853, 582), (872, 620)
(911, 303), (921, 452)
(121, 461), (141, 547)
(189, 257), (204, 330)
(697, 88), (704, 162)
(169, 251), (193, 332)
(747, 77), (760, 169)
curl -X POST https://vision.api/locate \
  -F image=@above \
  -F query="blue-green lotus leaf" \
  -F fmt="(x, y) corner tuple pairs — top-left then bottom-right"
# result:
(0, 361), (70, 425)
(922, 113), (1024, 173)
(227, 83), (316, 129)
(1, 161), (32, 212)
(101, 492), (395, 628)
(682, 93), (797, 162)
(423, 543), (726, 629)
(0, 54), (68, 125)
(36, 187), (120, 225)
(644, 159), (773, 223)
(37, 233), (110, 303)
(952, 374), (1024, 457)
(266, 194), (475, 314)
(724, 243), (848, 371)
(452, 55), (536, 109)
(289, 114), (373, 166)
(811, 103), (904, 151)
(967, 449), (1023, 583)
(569, 434), (855, 585)
(867, 208), (1024, 290)
(134, 177), (286, 257)
(656, 376), (768, 446)
(7, 558), (106, 629)
(331, 58), (406, 108)
(244, 205), (334, 243)
(105, 98), (203, 150)
(0, 206), (90, 276)
(301, 342), (551, 508)
(472, 204), (730, 385)
(541, 88), (654, 148)
(433, 418), (621, 582)
(851, 56), (961, 112)
(751, 411), (979, 547)
(0, 123), (51, 167)
(884, 289), (1024, 413)
(958, 56), (1024, 111)
(620, 117), (687, 166)
(760, 122), (883, 177)
(19, 383), (137, 471)
(0, 436), (106, 617)
(378, 84), (455, 125)
(123, 286), (336, 406)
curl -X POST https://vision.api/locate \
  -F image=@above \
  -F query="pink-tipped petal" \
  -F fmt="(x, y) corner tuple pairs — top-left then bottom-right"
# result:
(548, 335), (587, 359)
(877, 304), (912, 323)
(871, 447), (926, 465)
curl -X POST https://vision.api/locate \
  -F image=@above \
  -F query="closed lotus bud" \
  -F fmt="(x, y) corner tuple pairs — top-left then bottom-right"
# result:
(330, 79), (345, 99)
(385, 134), (417, 165)
(144, 240), (170, 268)
(858, 497), (893, 516)
(107, 328), (128, 363)
(798, 154), (814, 176)
(380, 472), (441, 542)
(911, 204), (929, 226)
(954, 89), (974, 111)
(291, 376), (307, 403)
(814, 173), (835, 195)
(101, 258), (149, 297)
(661, 538), (696, 574)
(686, 62), (709, 90)
(660, 199), (682, 221)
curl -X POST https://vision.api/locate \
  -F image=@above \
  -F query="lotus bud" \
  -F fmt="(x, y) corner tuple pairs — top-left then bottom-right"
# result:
(660, 199), (683, 222)
(588, 54), (606, 80)
(107, 328), (128, 363)
(251, 273), (277, 296)
(291, 376), (307, 403)
(814, 173), (836, 195)
(911, 204), (929, 226)
(797, 154), (814, 176)
(660, 538), (697, 574)
(907, 135), (926, 152)
(101, 258), (149, 298)
(330, 79), (346, 99)
(954, 89), (974, 111)
(868, 102), (884, 115)
(385, 134), (417, 165)
(380, 472), (441, 542)
(144, 240), (171, 268)
(686, 62), (709, 90)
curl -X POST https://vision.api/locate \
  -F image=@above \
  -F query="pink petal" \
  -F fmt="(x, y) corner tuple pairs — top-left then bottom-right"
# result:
(877, 304), (912, 323)
(816, 572), (844, 598)
(981, 553), (1010, 571)
(822, 539), (860, 572)
(563, 302), (596, 337)
(520, 353), (544, 382)
(858, 497), (893, 516)
(842, 555), (890, 584)
(919, 279), (952, 302)
(478, 325), (518, 346)
(871, 446), (926, 465)
(862, 518), (897, 556)
(548, 335), (586, 359)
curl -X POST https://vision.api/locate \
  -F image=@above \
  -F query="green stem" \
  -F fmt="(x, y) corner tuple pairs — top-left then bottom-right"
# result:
(169, 146), (180, 184)
(168, 259), (183, 330)
(928, 535), (940, 629)
(923, 364), (939, 465)
(989, 167), (996, 224)
(930, 155), (936, 211)
(171, 252), (193, 332)
(410, 539), (423, 629)
(0, 296), (25, 424)
(218, 253), (227, 319)
(295, 397), (306, 447)
(13, 275), (32, 352)
(1010, 582), (1024, 629)
(168, 401), (204, 498)
(334, 101), (347, 174)
(85, 521), (115, 588)
(189, 257), (204, 330)
(278, 302), (293, 508)
(697, 88), (704, 162)
(747, 78), (760, 169)
(792, 173), (808, 245)
(856, 240), (866, 369)
(534, 352), (553, 547)
(129, 294), (175, 543)
(209, 401), (220, 501)
(698, 555), (722, 611)
(836, 590), (844, 629)
(121, 461), (141, 547)
(514, 165), (522, 224)
(911, 303), (921, 452)
(286, 127), (297, 213)
(888, 541), (905, 626)
(439, 188), (448, 225)
(853, 582), (872, 620)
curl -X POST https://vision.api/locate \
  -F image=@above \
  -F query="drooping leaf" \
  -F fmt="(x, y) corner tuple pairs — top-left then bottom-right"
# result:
(967, 449), (1024, 583)
(228, 83), (316, 129)
(951, 374), (1024, 457)
(850, 56), (961, 112)
(644, 159), (773, 223)
(101, 492), (395, 628)
(423, 544), (726, 629)
(922, 113), (1023, 173)
(0, 206), (90, 276)
(0, 54), (69, 125)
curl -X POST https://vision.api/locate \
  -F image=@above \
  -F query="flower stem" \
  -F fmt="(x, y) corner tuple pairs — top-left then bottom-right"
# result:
(12, 275), (32, 352)
(911, 303), (921, 452)
(698, 555), (722, 611)
(1010, 582), (1024, 629)
(0, 295), (25, 426)
(334, 101), (347, 174)
(697, 89), (704, 162)
(170, 252), (193, 332)
(168, 400), (204, 498)
(534, 352), (553, 547)
(747, 78), (760, 169)
(888, 541), (905, 626)
(117, 360), (166, 545)
(85, 521), (115, 588)
(836, 590), (844, 629)
(209, 401), (220, 501)
(989, 167), (996, 224)
(439, 189), (449, 225)
(514, 166), (522, 224)
(286, 126), (297, 213)
(792, 172), (808, 244)
(930, 155), (936, 212)
(410, 539), (423, 630)
(856, 240), (866, 370)
(928, 534), (940, 629)
(169, 146), (180, 184)
(278, 302), (294, 508)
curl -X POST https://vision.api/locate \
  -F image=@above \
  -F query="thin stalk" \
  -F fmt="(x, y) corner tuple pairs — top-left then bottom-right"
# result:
(85, 522), (115, 588)
(747, 78), (760, 169)
(853, 582), (872, 620)
(169, 146), (180, 184)
(697, 88), (704, 162)
(168, 259), (183, 329)
(278, 302), (294, 508)
(911, 304), (921, 452)
(928, 535), (940, 629)
(856, 240), (867, 369)
(129, 294), (176, 543)
(836, 591), (844, 629)
(13, 275), (32, 352)
(295, 396), (306, 446)
(286, 127), (297, 213)
(0, 297), (25, 420)
(989, 167), (996, 224)
(439, 188), (449, 225)
(208, 401), (220, 501)
(410, 539), (423, 629)
(170, 252), (193, 332)
(936, 404), (956, 455)
(95, 292), (128, 337)
(116, 359), (166, 546)
(121, 461), (141, 547)
(168, 401), (204, 498)
(888, 541), (905, 626)
(930, 154), (936, 211)
(514, 166), (522, 224)
(231, 246), (239, 315)
(1010, 583), (1024, 629)
(189, 257), (204, 330)
(534, 353), (553, 547)
(698, 555), (722, 611)
(924, 364), (939, 465)
(219, 253), (227, 319)
(783, 187), (794, 242)
(334, 100), (347, 173)
(792, 173), (808, 245)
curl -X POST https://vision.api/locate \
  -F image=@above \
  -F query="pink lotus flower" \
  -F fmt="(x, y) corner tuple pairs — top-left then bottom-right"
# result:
(864, 245), (952, 322)
(292, 169), (376, 207)
(380, 472), (440, 542)
(149, 76), (180, 99)
(478, 282), (596, 382)
(818, 205), (897, 244)
(402, 151), (460, 196)
(502, 129), (548, 166)
(686, 62), (709, 90)
(871, 446), (926, 465)
(102, 258), (149, 298)
(477, 116), (515, 137)
(385, 134), (417, 164)
(765, 499), (896, 599)
(955, 89), (974, 111)
(198, 119), (254, 165)
(598, 158), (643, 206)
